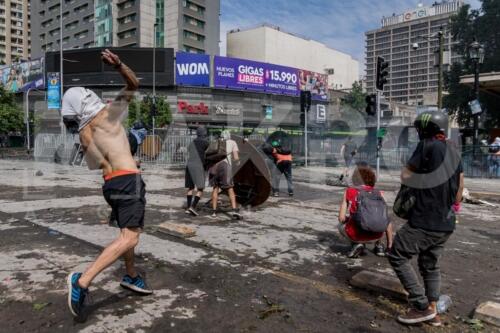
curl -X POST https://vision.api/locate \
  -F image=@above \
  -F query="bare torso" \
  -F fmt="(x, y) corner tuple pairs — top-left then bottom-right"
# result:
(79, 106), (137, 176)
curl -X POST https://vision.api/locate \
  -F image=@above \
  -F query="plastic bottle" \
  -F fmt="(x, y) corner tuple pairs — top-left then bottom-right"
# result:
(436, 295), (452, 314)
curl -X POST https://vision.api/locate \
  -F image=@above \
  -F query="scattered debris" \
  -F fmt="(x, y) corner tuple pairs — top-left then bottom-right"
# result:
(33, 302), (51, 311)
(259, 295), (289, 320)
(35, 170), (44, 176)
(474, 301), (500, 328)
(157, 222), (196, 238)
(350, 270), (408, 300)
(463, 188), (498, 207)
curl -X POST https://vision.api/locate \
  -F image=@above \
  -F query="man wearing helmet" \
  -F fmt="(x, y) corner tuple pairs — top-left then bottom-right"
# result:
(62, 49), (152, 320)
(388, 111), (464, 326)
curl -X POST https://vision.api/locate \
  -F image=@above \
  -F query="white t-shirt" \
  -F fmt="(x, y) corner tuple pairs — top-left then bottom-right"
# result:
(225, 139), (239, 166)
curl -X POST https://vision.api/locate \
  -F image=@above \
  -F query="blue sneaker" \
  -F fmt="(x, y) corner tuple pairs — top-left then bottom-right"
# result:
(67, 272), (88, 317)
(120, 274), (153, 295)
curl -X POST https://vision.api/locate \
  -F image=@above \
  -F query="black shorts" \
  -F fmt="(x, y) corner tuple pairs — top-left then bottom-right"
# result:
(209, 161), (233, 189)
(185, 165), (206, 190)
(103, 173), (146, 229)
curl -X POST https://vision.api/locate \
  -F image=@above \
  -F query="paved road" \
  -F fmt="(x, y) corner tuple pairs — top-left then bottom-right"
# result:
(0, 160), (499, 332)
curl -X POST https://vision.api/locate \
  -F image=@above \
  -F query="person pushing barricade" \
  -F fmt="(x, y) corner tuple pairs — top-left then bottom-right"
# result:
(184, 126), (209, 216)
(206, 130), (241, 220)
(271, 140), (294, 197)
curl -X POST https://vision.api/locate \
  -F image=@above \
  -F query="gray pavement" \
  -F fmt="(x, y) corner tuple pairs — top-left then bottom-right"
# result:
(0, 159), (499, 332)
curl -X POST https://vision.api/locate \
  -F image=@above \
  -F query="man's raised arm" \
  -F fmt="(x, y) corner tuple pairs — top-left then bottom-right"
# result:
(101, 49), (139, 120)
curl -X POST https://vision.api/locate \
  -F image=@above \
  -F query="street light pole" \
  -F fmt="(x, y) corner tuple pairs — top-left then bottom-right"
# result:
(437, 28), (444, 111)
(152, 23), (157, 138)
(469, 39), (484, 160)
(59, 0), (65, 137)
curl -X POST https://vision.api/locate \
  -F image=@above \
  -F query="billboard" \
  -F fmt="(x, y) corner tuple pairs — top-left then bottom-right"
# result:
(299, 69), (328, 101)
(47, 72), (61, 109)
(0, 57), (45, 93)
(213, 56), (299, 96)
(175, 52), (210, 86)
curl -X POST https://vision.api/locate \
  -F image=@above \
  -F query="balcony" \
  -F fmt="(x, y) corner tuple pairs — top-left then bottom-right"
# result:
(183, 37), (204, 51)
(183, 7), (204, 21)
(117, 20), (137, 33)
(117, 35), (137, 47)
(117, 5), (137, 19)
(189, 0), (206, 7)
(183, 21), (204, 35)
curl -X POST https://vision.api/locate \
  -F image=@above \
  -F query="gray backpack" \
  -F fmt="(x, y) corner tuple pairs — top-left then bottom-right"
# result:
(352, 188), (389, 233)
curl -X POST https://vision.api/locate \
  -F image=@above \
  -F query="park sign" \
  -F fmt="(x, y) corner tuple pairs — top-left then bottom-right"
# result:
(175, 52), (210, 87)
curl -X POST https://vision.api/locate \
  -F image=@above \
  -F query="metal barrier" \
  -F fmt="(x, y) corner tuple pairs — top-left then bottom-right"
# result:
(34, 133), (79, 163)
(136, 134), (195, 167)
(32, 134), (500, 179)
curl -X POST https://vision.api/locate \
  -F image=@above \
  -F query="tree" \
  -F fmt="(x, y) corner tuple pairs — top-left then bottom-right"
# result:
(127, 95), (172, 129)
(444, 0), (500, 128)
(341, 81), (367, 111)
(0, 86), (24, 134)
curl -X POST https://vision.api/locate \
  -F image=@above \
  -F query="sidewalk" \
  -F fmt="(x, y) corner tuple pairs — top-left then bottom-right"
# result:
(293, 166), (500, 198)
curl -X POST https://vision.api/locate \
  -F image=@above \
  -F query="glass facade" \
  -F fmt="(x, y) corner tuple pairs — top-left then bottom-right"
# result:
(155, 0), (165, 47)
(95, 0), (113, 47)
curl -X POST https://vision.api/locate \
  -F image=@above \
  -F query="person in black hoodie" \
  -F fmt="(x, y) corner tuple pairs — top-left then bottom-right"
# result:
(184, 126), (209, 216)
(388, 111), (464, 326)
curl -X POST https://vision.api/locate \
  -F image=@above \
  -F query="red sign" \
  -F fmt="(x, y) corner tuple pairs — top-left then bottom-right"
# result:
(177, 101), (209, 115)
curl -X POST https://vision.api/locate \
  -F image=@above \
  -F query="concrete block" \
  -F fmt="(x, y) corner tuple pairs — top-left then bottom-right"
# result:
(474, 301), (500, 327)
(350, 270), (408, 300)
(157, 222), (196, 238)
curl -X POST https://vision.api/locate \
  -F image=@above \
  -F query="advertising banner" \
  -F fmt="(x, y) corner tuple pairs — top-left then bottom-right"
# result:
(175, 52), (210, 86)
(47, 72), (61, 110)
(213, 56), (299, 96)
(299, 69), (328, 101)
(0, 57), (45, 93)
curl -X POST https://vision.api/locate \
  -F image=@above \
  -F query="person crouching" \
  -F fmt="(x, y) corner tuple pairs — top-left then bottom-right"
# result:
(337, 163), (393, 258)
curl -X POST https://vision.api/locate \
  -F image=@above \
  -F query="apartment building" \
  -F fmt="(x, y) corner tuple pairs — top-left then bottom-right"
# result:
(31, 0), (220, 58)
(365, 1), (463, 105)
(0, 0), (30, 64)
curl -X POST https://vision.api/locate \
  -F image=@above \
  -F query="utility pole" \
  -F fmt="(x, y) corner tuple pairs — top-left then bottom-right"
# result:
(59, 0), (65, 137)
(437, 27), (444, 111)
(152, 23), (157, 139)
(376, 90), (381, 178)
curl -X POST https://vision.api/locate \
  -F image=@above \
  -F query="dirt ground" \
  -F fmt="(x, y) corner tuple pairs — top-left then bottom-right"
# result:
(0, 159), (499, 333)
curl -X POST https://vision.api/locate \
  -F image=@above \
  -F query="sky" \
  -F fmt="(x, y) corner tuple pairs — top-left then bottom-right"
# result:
(220, 0), (482, 75)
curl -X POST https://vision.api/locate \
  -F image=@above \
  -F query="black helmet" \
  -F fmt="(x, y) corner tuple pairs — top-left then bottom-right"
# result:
(414, 111), (448, 139)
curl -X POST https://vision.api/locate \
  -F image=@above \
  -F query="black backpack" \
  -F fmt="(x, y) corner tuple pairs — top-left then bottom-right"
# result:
(352, 188), (389, 233)
(205, 139), (228, 165)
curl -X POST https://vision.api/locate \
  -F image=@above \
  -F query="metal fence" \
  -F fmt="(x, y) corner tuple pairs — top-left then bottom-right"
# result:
(32, 133), (500, 178)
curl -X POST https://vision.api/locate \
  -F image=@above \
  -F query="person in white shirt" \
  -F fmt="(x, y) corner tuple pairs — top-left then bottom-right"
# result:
(208, 130), (241, 219)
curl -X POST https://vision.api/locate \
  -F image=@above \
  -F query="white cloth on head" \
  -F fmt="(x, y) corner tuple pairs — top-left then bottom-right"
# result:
(61, 87), (106, 131)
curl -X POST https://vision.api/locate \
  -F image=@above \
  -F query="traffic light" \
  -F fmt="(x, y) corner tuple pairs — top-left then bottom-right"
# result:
(300, 91), (312, 112)
(300, 91), (311, 126)
(376, 56), (389, 90)
(365, 94), (376, 116)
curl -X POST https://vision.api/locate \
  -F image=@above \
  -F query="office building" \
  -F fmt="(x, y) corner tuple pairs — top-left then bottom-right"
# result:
(0, 0), (30, 64)
(227, 24), (359, 91)
(31, 0), (220, 58)
(365, 1), (464, 105)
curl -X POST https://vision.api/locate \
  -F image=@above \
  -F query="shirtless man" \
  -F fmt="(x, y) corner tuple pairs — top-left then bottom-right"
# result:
(62, 49), (152, 319)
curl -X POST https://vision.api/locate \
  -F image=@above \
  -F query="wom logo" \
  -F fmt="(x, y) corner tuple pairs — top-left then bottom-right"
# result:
(177, 62), (209, 76)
